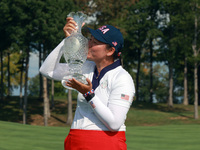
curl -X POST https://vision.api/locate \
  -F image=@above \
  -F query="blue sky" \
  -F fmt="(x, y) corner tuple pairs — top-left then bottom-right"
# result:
(13, 52), (39, 95)
(29, 52), (39, 78)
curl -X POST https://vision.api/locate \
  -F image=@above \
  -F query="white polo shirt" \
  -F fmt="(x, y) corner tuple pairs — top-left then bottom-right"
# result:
(40, 39), (135, 132)
(71, 59), (135, 131)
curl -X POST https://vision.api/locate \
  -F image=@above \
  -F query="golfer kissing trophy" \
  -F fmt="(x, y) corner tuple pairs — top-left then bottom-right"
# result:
(61, 12), (88, 89)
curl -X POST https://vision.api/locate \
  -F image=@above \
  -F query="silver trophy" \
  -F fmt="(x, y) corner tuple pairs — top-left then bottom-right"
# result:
(61, 12), (88, 89)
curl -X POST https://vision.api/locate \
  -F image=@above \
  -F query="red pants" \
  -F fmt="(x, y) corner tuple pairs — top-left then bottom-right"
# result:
(64, 129), (127, 150)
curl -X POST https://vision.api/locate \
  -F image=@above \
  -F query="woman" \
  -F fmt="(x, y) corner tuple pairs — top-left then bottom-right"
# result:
(40, 17), (135, 150)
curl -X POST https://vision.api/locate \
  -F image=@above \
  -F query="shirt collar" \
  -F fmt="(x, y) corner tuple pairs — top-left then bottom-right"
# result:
(92, 59), (121, 90)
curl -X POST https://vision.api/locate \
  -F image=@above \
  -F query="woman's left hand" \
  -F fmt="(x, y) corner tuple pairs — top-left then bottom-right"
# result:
(65, 78), (92, 94)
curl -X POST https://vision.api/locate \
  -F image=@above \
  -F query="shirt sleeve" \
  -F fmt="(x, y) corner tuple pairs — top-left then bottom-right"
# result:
(39, 39), (69, 81)
(89, 71), (135, 131)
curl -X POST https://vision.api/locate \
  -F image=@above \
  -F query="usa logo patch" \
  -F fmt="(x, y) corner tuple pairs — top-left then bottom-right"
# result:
(98, 25), (110, 34)
(121, 94), (129, 100)
(112, 42), (118, 46)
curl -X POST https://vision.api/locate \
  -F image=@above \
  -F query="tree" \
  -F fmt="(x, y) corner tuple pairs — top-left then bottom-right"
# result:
(28, 74), (67, 97)
(66, 89), (73, 125)
(51, 80), (55, 109)
(198, 65), (200, 105)
(183, 57), (189, 105)
(0, 50), (3, 101)
(0, 51), (23, 96)
(122, 0), (162, 102)
(43, 76), (50, 126)
(7, 51), (11, 97)
(23, 49), (30, 124)
(191, 0), (200, 119)
(169, 0), (194, 106)
(27, 0), (77, 126)
(0, 0), (31, 121)
(0, 1), (8, 101)
(158, 0), (192, 107)
(19, 52), (25, 109)
(0, 0), (80, 124)
(123, 0), (151, 102)
(142, 0), (162, 103)
(0, 0), (19, 99)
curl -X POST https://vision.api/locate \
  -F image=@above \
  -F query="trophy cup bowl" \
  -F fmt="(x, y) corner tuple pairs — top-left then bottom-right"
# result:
(61, 12), (88, 89)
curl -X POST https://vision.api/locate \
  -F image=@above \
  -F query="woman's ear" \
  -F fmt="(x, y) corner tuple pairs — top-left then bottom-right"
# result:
(107, 47), (116, 57)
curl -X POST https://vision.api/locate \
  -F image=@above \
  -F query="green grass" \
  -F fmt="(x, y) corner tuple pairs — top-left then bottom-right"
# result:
(0, 121), (200, 150)
(126, 101), (200, 126)
(126, 125), (200, 150)
(0, 121), (69, 150)
(0, 97), (200, 149)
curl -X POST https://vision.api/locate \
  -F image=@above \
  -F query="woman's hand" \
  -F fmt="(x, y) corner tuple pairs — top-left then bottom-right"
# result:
(65, 78), (92, 94)
(63, 17), (78, 37)
(63, 17), (85, 38)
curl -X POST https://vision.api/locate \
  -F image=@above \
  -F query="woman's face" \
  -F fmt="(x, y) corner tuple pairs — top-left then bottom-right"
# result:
(87, 36), (109, 63)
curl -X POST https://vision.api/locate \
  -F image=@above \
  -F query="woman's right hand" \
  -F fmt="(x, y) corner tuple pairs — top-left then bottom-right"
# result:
(65, 78), (92, 94)
(63, 17), (78, 37)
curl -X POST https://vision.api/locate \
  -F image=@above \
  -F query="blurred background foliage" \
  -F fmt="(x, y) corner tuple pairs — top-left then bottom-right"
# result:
(0, 0), (200, 107)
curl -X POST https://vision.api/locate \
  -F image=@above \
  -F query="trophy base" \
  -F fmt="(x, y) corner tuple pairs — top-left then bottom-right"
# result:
(61, 73), (87, 89)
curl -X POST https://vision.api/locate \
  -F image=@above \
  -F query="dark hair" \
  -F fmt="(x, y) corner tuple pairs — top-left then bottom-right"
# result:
(106, 44), (123, 66)
(106, 44), (119, 60)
